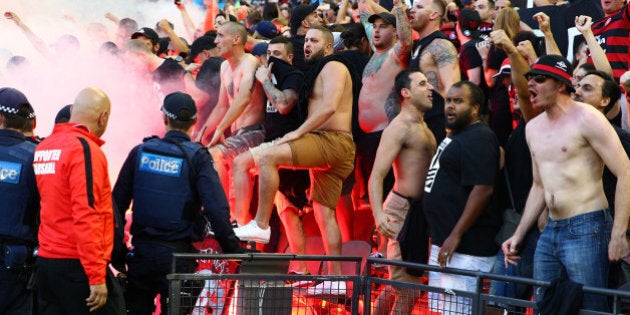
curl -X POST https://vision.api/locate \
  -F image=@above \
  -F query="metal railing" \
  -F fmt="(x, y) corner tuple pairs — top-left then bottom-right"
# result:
(166, 253), (630, 315)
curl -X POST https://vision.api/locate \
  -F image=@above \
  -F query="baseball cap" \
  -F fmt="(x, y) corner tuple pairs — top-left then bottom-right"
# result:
(458, 8), (481, 38)
(131, 27), (159, 45)
(55, 104), (72, 124)
(290, 2), (319, 35)
(0, 87), (33, 119)
(187, 36), (217, 64)
(525, 54), (575, 92)
(368, 12), (397, 27)
(162, 92), (197, 121)
(251, 42), (269, 57)
(492, 58), (511, 78)
(253, 21), (279, 39)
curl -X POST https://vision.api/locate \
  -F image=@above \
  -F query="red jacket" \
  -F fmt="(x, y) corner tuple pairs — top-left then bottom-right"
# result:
(34, 123), (113, 285)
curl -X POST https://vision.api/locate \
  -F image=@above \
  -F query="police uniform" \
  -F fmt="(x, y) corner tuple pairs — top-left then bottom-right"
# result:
(0, 88), (39, 314)
(113, 92), (242, 315)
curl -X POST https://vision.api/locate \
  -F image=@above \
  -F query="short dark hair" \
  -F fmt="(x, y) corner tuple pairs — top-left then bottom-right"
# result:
(452, 80), (485, 109)
(394, 70), (416, 102)
(269, 35), (294, 54)
(167, 110), (196, 131)
(263, 3), (280, 20)
(584, 70), (622, 113)
(340, 24), (367, 49)
(1, 104), (29, 130)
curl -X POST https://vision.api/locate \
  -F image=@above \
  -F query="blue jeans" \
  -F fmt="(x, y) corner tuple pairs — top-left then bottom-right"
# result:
(489, 229), (540, 310)
(534, 209), (612, 312)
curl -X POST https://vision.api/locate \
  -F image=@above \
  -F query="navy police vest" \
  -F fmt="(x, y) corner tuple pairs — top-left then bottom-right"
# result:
(0, 140), (37, 242)
(132, 138), (202, 233)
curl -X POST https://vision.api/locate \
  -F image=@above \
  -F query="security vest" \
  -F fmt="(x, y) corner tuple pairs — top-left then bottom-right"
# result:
(132, 138), (202, 234)
(0, 140), (37, 242)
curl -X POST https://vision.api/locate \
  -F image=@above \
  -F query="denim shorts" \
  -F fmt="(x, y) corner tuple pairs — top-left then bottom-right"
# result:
(534, 209), (612, 312)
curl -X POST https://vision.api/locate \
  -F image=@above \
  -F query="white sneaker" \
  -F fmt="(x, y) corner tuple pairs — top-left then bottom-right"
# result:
(233, 221), (270, 244)
(304, 280), (346, 296)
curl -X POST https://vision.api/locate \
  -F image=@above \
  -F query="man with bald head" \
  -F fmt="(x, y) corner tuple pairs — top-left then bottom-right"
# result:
(34, 88), (124, 314)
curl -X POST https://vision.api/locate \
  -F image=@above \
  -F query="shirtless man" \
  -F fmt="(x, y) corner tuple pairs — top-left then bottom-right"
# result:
(369, 70), (437, 314)
(200, 22), (266, 216)
(355, 0), (412, 212)
(409, 0), (460, 143)
(250, 26), (355, 295)
(503, 55), (630, 312)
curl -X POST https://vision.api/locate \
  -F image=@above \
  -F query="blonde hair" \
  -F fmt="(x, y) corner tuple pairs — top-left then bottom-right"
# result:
(494, 7), (520, 39)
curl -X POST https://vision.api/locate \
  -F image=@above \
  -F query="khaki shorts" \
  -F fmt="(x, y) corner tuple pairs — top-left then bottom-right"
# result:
(288, 130), (355, 209)
(383, 191), (419, 282)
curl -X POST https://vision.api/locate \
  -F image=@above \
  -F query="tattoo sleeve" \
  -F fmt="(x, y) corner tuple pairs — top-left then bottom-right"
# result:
(393, 6), (412, 63)
(384, 90), (401, 121)
(263, 78), (287, 108)
(427, 39), (458, 68)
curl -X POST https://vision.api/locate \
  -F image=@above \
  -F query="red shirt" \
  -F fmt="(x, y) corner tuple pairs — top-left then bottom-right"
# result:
(591, 5), (630, 81)
(34, 123), (113, 285)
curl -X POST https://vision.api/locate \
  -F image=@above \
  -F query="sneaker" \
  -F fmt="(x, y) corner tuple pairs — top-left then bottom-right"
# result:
(304, 280), (346, 296)
(233, 221), (271, 244)
(369, 252), (387, 268)
(286, 270), (314, 287)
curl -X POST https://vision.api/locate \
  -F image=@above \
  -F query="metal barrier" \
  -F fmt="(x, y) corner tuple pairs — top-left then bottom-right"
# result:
(166, 253), (630, 315)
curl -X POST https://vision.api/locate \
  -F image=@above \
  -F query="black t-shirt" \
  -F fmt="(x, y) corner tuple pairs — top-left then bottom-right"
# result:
(603, 126), (630, 214)
(501, 119), (532, 214)
(459, 39), (490, 114)
(423, 122), (501, 256)
(152, 58), (185, 99)
(264, 56), (305, 141)
(337, 49), (369, 79)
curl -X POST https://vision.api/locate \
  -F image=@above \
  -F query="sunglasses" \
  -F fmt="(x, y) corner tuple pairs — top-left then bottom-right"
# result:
(527, 74), (550, 83)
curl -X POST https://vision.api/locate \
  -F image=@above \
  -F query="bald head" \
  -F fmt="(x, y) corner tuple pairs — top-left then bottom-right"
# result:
(70, 88), (111, 137)
(222, 22), (248, 45)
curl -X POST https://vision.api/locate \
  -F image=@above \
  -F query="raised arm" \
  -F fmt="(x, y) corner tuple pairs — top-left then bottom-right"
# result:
(534, 12), (562, 56)
(5, 11), (50, 58)
(392, 0), (412, 66)
(158, 19), (190, 54)
(491, 29), (542, 122)
(176, 1), (198, 41)
(203, 0), (220, 32)
(575, 15), (613, 76)
(358, 0), (388, 46)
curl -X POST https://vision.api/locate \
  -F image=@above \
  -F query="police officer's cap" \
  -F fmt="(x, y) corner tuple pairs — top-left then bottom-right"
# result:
(162, 92), (197, 121)
(0, 87), (34, 119)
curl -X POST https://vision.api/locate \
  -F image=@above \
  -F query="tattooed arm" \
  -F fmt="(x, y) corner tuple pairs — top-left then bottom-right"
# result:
(425, 38), (460, 98)
(255, 62), (298, 114)
(392, 3), (412, 66)
(384, 90), (401, 121)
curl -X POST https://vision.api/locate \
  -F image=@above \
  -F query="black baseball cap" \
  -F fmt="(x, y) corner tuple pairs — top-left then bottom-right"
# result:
(525, 54), (575, 92)
(55, 104), (72, 124)
(187, 35), (217, 64)
(368, 12), (396, 27)
(290, 2), (319, 35)
(0, 87), (33, 119)
(162, 92), (197, 121)
(131, 27), (159, 46)
(458, 8), (481, 38)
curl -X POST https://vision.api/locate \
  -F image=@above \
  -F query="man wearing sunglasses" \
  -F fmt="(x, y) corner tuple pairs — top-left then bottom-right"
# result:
(502, 54), (630, 312)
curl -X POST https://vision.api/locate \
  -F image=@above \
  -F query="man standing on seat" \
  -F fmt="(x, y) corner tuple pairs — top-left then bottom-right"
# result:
(242, 26), (356, 295)
(200, 22), (266, 217)
(503, 55), (630, 312)
(369, 70), (437, 315)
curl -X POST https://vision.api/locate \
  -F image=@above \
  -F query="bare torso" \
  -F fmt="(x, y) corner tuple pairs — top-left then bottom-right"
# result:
(391, 114), (436, 199)
(527, 102), (608, 219)
(309, 61), (353, 132)
(418, 38), (457, 98)
(221, 54), (265, 131)
(358, 50), (407, 133)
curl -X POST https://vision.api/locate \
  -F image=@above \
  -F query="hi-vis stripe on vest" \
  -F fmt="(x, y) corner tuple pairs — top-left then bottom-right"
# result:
(139, 152), (183, 177)
(0, 160), (22, 184)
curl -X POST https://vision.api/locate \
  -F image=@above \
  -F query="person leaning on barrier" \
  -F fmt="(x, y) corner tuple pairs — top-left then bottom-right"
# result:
(113, 91), (246, 315)
(0, 87), (39, 314)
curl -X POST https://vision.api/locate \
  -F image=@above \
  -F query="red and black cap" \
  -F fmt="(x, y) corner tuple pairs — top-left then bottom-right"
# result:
(525, 54), (575, 92)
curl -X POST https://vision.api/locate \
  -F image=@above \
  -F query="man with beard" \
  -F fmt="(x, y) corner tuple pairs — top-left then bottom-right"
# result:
(423, 81), (500, 314)
(232, 36), (311, 264)
(250, 26), (357, 296)
(502, 55), (630, 312)
(369, 70), (437, 315)
(408, 0), (460, 143)
(200, 22), (266, 219)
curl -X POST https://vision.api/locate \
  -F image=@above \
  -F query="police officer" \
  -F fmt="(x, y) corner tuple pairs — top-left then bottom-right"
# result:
(0, 87), (39, 314)
(113, 91), (245, 315)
